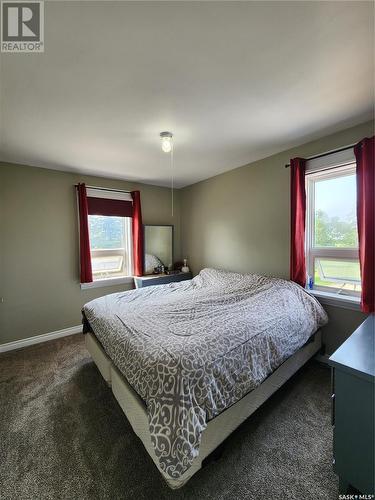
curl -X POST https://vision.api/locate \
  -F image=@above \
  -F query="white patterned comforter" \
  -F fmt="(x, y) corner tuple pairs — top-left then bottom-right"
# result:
(83, 268), (328, 479)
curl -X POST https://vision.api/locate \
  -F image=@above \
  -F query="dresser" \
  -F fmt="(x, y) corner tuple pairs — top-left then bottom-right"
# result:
(134, 272), (193, 288)
(328, 315), (374, 495)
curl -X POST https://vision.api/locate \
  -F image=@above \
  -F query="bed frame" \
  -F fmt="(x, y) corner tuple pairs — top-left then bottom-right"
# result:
(85, 329), (322, 489)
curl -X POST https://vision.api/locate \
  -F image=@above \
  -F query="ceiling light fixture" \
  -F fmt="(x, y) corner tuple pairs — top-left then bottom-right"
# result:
(160, 131), (173, 153)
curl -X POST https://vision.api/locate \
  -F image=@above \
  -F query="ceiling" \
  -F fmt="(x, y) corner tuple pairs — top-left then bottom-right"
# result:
(0, 1), (373, 188)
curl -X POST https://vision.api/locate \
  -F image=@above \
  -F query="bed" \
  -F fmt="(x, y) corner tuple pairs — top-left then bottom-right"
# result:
(82, 268), (328, 489)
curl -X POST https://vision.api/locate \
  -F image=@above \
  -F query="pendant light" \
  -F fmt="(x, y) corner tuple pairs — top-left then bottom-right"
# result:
(160, 131), (173, 153)
(160, 132), (174, 216)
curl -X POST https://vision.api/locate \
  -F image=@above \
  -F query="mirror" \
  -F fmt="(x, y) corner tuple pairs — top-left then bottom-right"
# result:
(143, 225), (173, 275)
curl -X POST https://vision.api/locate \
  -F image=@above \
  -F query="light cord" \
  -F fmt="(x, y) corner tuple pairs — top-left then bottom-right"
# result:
(171, 145), (174, 217)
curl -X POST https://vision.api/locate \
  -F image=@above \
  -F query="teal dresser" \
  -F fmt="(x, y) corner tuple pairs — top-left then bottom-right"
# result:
(329, 315), (374, 495)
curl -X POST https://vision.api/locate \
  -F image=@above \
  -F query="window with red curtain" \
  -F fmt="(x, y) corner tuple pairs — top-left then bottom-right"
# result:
(76, 185), (144, 282)
(293, 140), (374, 311)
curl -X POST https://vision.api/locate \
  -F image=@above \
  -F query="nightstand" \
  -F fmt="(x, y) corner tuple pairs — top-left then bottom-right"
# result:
(134, 272), (192, 288)
(328, 315), (374, 495)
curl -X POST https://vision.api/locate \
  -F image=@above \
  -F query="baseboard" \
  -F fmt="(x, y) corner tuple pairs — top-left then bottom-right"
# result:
(0, 325), (82, 354)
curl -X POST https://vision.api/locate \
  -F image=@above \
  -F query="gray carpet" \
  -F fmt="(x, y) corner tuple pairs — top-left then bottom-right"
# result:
(0, 334), (338, 500)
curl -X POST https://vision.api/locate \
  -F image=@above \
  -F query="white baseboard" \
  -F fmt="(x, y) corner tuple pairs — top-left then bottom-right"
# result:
(0, 325), (82, 354)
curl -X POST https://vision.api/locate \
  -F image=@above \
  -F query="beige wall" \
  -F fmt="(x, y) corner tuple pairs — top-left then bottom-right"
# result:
(181, 120), (374, 354)
(0, 163), (181, 344)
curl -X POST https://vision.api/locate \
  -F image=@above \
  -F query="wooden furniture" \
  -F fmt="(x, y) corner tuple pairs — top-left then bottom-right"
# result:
(134, 272), (192, 288)
(328, 315), (374, 495)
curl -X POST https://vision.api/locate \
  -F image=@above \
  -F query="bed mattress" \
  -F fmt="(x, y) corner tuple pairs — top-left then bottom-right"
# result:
(83, 268), (327, 480)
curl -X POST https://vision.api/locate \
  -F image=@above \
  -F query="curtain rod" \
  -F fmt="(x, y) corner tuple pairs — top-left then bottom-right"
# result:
(75, 184), (131, 194)
(284, 143), (356, 168)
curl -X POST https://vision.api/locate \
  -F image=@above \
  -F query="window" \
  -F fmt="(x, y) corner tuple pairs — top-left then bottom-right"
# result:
(88, 215), (133, 280)
(84, 188), (133, 283)
(306, 163), (360, 296)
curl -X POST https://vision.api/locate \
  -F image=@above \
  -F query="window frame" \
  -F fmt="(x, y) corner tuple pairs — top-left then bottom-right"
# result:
(89, 215), (133, 281)
(305, 162), (360, 298)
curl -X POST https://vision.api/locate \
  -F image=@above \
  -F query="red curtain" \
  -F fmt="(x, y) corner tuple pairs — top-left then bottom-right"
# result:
(77, 183), (93, 283)
(87, 197), (133, 217)
(355, 136), (375, 313)
(131, 191), (143, 277)
(290, 158), (307, 288)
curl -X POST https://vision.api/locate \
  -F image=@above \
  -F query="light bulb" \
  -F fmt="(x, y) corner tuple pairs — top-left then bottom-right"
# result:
(161, 137), (172, 153)
(160, 132), (173, 153)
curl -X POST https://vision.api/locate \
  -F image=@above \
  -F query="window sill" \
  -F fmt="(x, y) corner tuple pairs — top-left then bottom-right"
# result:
(309, 289), (361, 311)
(80, 276), (134, 290)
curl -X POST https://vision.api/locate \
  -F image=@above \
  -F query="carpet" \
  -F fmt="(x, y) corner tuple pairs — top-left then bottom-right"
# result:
(0, 334), (338, 500)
